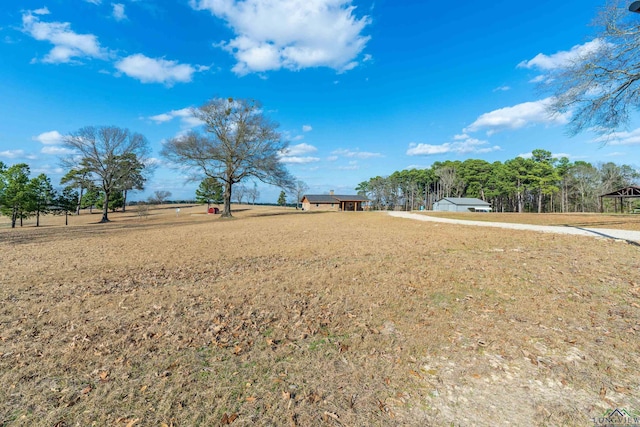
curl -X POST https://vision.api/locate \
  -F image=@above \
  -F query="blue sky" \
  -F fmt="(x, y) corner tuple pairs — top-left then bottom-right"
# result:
(1, 0), (638, 203)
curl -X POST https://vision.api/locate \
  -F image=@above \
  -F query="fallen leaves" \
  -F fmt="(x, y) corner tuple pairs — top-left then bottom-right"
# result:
(220, 413), (238, 424)
(98, 370), (110, 382)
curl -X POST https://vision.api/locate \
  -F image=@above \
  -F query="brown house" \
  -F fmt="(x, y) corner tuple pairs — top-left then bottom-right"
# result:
(300, 191), (369, 212)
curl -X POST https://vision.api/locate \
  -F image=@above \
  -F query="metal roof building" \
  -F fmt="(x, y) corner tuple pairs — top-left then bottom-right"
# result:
(432, 197), (492, 212)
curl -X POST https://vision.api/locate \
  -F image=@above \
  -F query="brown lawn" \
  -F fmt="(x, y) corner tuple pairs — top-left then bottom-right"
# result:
(1, 205), (639, 426)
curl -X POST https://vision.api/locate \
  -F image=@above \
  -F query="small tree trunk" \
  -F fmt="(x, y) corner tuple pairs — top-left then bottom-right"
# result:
(101, 190), (110, 223)
(65, 211), (69, 226)
(77, 187), (84, 215)
(537, 191), (543, 213)
(36, 210), (40, 227)
(222, 182), (233, 218)
(122, 190), (128, 213)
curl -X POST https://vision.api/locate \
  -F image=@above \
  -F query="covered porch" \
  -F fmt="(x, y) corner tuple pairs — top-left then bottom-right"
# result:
(600, 186), (640, 213)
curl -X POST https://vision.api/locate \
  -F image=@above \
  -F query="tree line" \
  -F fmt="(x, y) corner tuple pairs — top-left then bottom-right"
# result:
(0, 156), (149, 228)
(357, 149), (639, 213)
(0, 162), (78, 228)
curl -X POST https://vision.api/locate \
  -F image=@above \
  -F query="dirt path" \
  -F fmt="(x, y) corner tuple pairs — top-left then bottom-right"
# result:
(388, 211), (640, 244)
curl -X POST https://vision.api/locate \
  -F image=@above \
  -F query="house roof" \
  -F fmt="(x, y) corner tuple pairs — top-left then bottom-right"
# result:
(438, 197), (491, 206)
(302, 194), (369, 203)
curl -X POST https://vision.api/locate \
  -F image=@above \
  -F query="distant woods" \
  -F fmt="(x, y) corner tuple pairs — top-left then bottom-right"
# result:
(0, 162), (77, 228)
(357, 149), (639, 213)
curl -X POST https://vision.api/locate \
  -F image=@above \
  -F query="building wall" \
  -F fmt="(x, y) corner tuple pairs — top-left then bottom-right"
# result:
(302, 201), (340, 212)
(433, 201), (489, 212)
(433, 200), (455, 212)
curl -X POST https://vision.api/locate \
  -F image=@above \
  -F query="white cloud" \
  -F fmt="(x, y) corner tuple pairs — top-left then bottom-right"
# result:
(518, 39), (607, 71)
(337, 160), (359, 170)
(592, 128), (640, 146)
(302, 124), (312, 132)
(115, 54), (206, 85)
(332, 148), (382, 159)
(278, 143), (320, 163)
(32, 165), (65, 175)
(0, 150), (26, 159)
(21, 9), (107, 63)
(280, 143), (317, 156)
(326, 155), (338, 162)
(33, 130), (63, 145)
(84, 0), (102, 4)
(190, 0), (371, 75)
(493, 85), (511, 92)
(464, 97), (570, 136)
(279, 156), (321, 164)
(148, 107), (204, 127)
(407, 135), (500, 157)
(112, 3), (127, 21)
(33, 7), (51, 15)
(41, 146), (76, 155)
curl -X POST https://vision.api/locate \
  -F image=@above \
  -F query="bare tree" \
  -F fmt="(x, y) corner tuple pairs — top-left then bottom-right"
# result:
(292, 180), (308, 209)
(63, 126), (149, 223)
(149, 190), (171, 205)
(547, 1), (640, 135)
(435, 166), (463, 198)
(246, 183), (260, 205)
(161, 98), (295, 217)
(234, 185), (247, 204)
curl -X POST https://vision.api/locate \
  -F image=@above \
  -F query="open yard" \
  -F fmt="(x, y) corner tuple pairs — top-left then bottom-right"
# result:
(1, 206), (639, 426)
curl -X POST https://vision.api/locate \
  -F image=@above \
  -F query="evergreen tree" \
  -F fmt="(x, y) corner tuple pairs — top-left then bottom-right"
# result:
(195, 177), (223, 209)
(277, 190), (287, 206)
(54, 187), (79, 225)
(0, 164), (31, 228)
(28, 173), (55, 227)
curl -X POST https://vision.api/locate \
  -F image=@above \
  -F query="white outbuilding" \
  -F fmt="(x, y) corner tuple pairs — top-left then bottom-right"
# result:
(432, 197), (492, 212)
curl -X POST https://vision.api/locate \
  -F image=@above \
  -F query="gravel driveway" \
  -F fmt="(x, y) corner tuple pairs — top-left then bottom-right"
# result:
(388, 211), (640, 244)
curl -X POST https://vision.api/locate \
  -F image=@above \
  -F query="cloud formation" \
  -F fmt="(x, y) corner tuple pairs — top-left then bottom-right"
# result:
(149, 107), (204, 127)
(279, 143), (320, 163)
(518, 39), (606, 71)
(190, 0), (371, 75)
(406, 134), (500, 156)
(115, 54), (207, 85)
(41, 146), (76, 155)
(331, 148), (382, 159)
(0, 150), (26, 159)
(33, 130), (63, 145)
(21, 8), (107, 63)
(592, 128), (640, 146)
(464, 97), (570, 136)
(112, 3), (127, 21)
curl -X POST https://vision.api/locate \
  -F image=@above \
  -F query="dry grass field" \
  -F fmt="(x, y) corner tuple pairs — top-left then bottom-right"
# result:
(1, 205), (639, 426)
